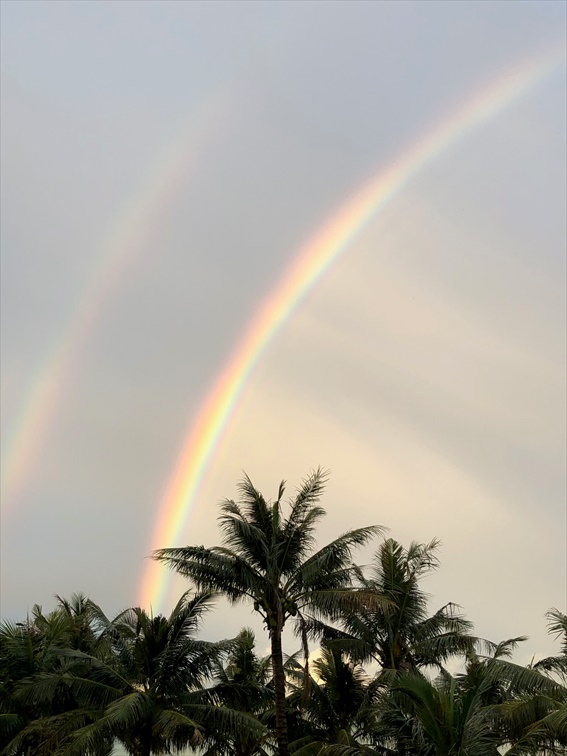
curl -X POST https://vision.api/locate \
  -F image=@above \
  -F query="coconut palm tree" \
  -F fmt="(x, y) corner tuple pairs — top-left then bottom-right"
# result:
(496, 610), (567, 754)
(203, 627), (272, 755)
(383, 667), (502, 755)
(304, 538), (476, 674)
(535, 609), (567, 681)
(368, 635), (567, 756)
(285, 644), (383, 753)
(61, 591), (262, 756)
(153, 470), (383, 756)
(2, 592), (262, 756)
(0, 594), (113, 756)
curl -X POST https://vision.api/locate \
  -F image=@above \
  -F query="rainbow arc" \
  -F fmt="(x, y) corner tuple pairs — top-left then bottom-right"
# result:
(138, 47), (565, 611)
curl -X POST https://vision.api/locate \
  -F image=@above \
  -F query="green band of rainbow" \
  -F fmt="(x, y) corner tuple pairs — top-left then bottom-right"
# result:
(1, 92), (232, 510)
(140, 47), (565, 612)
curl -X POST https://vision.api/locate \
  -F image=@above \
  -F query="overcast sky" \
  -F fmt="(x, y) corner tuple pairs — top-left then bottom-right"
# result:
(1, 0), (565, 663)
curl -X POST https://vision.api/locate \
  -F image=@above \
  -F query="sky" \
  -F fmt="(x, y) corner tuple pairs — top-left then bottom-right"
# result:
(1, 0), (566, 665)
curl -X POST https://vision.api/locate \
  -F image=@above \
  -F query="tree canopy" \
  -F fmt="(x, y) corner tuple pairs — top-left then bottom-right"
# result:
(1, 471), (564, 756)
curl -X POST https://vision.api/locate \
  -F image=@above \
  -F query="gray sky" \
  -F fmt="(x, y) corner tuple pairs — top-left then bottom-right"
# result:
(1, 0), (565, 664)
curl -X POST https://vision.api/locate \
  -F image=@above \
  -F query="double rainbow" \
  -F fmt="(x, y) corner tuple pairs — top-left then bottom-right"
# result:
(139, 47), (565, 612)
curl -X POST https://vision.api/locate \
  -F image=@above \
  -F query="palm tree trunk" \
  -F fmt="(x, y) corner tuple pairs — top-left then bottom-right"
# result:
(137, 724), (152, 756)
(270, 624), (289, 756)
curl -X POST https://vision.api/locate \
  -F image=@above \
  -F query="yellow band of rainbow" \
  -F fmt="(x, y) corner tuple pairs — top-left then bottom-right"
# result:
(139, 46), (565, 612)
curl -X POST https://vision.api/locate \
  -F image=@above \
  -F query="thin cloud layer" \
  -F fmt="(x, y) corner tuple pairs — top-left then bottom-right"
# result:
(1, 1), (565, 664)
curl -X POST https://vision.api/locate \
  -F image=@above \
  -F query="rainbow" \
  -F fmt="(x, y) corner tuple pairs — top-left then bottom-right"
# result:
(140, 46), (566, 612)
(0, 91), (233, 510)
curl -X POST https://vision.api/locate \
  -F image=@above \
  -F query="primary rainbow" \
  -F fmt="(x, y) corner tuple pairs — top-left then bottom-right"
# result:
(140, 46), (565, 612)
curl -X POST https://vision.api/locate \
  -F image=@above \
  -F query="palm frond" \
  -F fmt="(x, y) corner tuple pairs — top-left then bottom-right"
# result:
(153, 545), (264, 600)
(288, 527), (382, 593)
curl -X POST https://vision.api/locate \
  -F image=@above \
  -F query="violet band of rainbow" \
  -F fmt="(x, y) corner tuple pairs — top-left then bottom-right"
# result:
(140, 46), (565, 613)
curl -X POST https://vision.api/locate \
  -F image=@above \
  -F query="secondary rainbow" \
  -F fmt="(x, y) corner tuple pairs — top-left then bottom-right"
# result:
(140, 46), (565, 612)
(1, 91), (233, 510)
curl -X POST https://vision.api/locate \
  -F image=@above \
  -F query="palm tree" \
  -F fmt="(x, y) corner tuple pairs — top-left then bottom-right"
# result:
(304, 538), (476, 674)
(0, 594), (113, 756)
(534, 609), (567, 681)
(372, 635), (567, 756)
(52, 593), (111, 657)
(62, 591), (262, 756)
(1, 592), (261, 756)
(286, 644), (382, 753)
(153, 470), (383, 756)
(382, 668), (503, 755)
(497, 610), (567, 754)
(204, 628), (272, 755)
